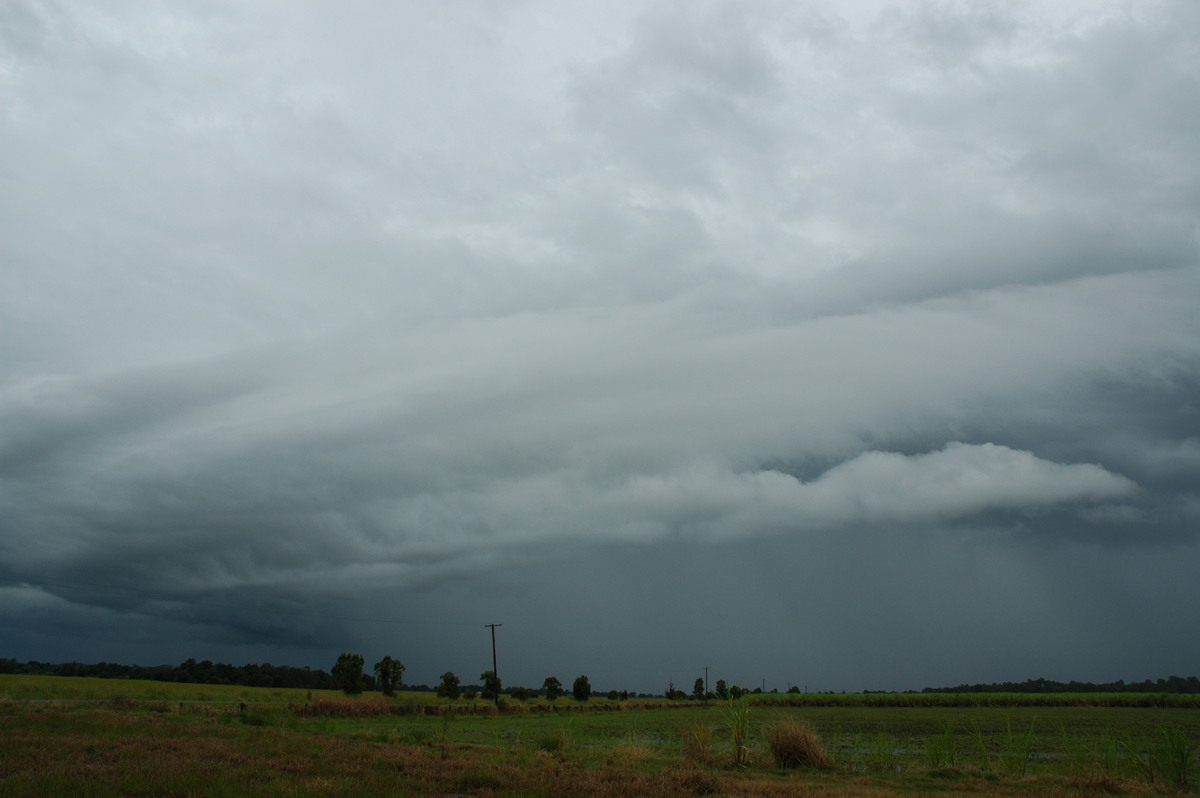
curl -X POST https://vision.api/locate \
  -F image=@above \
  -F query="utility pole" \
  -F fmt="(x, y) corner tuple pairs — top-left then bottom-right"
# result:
(485, 623), (502, 706)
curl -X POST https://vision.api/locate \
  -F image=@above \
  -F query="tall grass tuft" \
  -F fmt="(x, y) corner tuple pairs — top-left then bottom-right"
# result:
(872, 732), (899, 773)
(924, 721), (957, 771)
(970, 721), (994, 772)
(722, 697), (752, 768)
(1000, 717), (1037, 776)
(764, 718), (832, 770)
(682, 721), (715, 766)
(1135, 725), (1197, 792)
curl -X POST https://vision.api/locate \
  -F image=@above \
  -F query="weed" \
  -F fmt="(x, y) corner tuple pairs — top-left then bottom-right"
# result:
(682, 721), (715, 766)
(871, 731), (898, 773)
(1095, 727), (1125, 777)
(1139, 724), (1197, 792)
(764, 717), (832, 769)
(721, 698), (752, 768)
(537, 729), (571, 752)
(924, 721), (957, 771)
(999, 717), (1036, 776)
(970, 721), (994, 772)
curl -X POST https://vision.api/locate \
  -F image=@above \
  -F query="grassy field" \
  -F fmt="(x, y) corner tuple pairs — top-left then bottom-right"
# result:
(2, 675), (1197, 796)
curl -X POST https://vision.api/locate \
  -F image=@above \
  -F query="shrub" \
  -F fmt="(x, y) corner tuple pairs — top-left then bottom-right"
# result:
(765, 718), (832, 769)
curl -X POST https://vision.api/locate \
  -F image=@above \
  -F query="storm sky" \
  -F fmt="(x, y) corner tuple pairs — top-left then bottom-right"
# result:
(2, 0), (1199, 694)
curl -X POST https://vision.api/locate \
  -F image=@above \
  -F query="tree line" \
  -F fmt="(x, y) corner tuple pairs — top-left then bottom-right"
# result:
(0, 657), (336, 690)
(921, 675), (1200, 694)
(329, 653), (601, 702)
(6, 657), (1196, 697)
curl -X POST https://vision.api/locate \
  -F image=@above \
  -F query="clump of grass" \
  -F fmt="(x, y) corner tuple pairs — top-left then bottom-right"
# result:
(1128, 725), (1197, 792)
(764, 718), (832, 769)
(537, 729), (571, 752)
(970, 721), (994, 772)
(722, 698), (752, 768)
(1151, 725), (1196, 793)
(924, 721), (957, 771)
(872, 731), (898, 773)
(682, 721), (715, 766)
(538, 720), (574, 754)
(999, 717), (1037, 776)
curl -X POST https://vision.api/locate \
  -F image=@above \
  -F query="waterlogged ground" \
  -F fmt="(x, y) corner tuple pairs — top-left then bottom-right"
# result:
(1, 676), (1197, 796)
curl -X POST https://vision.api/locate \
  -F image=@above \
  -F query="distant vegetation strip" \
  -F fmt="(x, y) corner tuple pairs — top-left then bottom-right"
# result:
(2, 659), (1198, 701)
(751, 692), (1200, 709)
(0, 658), (336, 690)
(920, 675), (1200, 694)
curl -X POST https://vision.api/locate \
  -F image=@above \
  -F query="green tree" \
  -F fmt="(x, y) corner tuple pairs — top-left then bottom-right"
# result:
(436, 671), (461, 699)
(480, 669), (501, 701)
(715, 679), (729, 700)
(331, 653), (365, 695)
(372, 656), (405, 697)
(572, 674), (591, 702)
(542, 676), (563, 701)
(693, 677), (705, 699)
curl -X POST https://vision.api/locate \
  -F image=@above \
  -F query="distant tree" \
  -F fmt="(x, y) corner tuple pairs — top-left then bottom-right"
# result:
(332, 653), (365, 695)
(437, 671), (461, 700)
(372, 656), (405, 697)
(715, 679), (729, 700)
(787, 685), (801, 694)
(542, 676), (563, 701)
(607, 689), (620, 700)
(693, 678), (705, 700)
(331, 652), (362, 696)
(730, 684), (745, 699)
(665, 681), (687, 700)
(480, 670), (502, 701)
(510, 686), (535, 701)
(572, 674), (591, 702)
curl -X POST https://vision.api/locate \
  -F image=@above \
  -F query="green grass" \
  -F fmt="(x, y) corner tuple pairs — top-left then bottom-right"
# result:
(2, 675), (1197, 796)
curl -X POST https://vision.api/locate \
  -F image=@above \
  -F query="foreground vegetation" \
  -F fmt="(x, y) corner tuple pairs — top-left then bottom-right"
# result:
(2, 676), (1197, 796)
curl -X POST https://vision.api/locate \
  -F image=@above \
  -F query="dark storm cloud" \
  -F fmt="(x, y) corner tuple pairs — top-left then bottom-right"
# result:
(3, 0), (1199, 689)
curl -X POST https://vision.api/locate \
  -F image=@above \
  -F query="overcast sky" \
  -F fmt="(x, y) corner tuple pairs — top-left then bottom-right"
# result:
(3, 0), (1199, 694)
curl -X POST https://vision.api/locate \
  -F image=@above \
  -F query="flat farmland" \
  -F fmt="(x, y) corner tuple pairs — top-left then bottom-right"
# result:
(1, 676), (1196, 796)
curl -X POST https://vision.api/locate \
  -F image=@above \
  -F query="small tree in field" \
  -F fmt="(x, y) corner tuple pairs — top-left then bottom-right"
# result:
(373, 656), (405, 697)
(693, 678), (705, 700)
(480, 670), (501, 701)
(437, 671), (461, 699)
(542, 676), (563, 701)
(332, 653), (365, 695)
(572, 674), (591, 702)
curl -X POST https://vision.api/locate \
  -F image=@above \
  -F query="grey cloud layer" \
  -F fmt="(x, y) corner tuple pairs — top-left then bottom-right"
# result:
(2, 0), (1199, 687)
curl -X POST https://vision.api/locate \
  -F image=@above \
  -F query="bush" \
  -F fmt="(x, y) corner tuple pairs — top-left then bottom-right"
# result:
(765, 718), (832, 769)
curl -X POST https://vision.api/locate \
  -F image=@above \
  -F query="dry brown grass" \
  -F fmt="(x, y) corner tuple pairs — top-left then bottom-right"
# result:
(294, 697), (392, 717)
(682, 720), (716, 766)
(766, 717), (834, 769)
